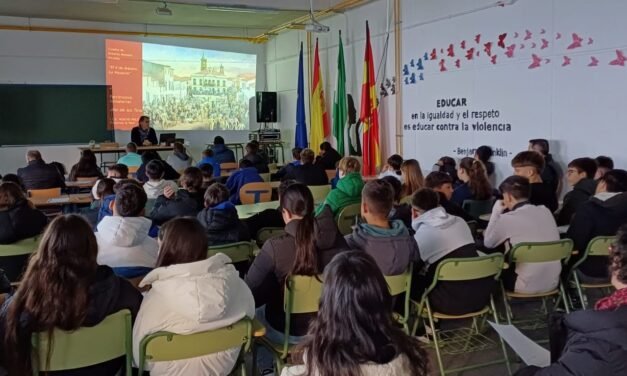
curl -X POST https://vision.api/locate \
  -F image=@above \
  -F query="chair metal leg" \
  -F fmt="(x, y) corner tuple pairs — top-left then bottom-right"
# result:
(426, 300), (446, 375)
(491, 297), (512, 376)
(500, 284), (513, 325)
(559, 283), (571, 314)
(572, 272), (587, 309)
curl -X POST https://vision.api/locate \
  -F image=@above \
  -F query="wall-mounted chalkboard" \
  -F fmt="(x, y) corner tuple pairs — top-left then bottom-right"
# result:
(0, 84), (113, 145)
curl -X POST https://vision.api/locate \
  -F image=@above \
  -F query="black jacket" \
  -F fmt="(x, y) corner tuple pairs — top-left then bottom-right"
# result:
(567, 193), (627, 278)
(530, 182), (559, 213)
(389, 204), (413, 234)
(315, 148), (342, 170)
(136, 161), (180, 183)
(245, 207), (348, 336)
(17, 160), (66, 190)
(541, 154), (562, 195)
(197, 203), (250, 246)
(286, 163), (329, 186)
(0, 265), (142, 376)
(131, 126), (158, 146)
(150, 189), (204, 225)
(517, 306), (627, 376)
(556, 179), (597, 226)
(243, 153), (269, 173)
(68, 164), (104, 182)
(0, 200), (48, 245)
(438, 192), (474, 222)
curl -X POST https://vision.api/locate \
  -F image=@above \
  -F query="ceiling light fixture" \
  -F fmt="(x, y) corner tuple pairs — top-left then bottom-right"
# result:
(204, 4), (280, 14)
(155, 2), (173, 16)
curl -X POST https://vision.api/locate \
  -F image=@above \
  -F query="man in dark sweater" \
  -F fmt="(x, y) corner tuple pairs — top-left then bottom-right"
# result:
(511, 150), (558, 213)
(17, 150), (66, 190)
(314, 141), (342, 171)
(285, 148), (329, 186)
(556, 158), (598, 225)
(529, 138), (563, 196)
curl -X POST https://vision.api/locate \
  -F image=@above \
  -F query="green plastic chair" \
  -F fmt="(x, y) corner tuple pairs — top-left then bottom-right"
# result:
(0, 236), (40, 282)
(336, 202), (361, 235)
(208, 241), (254, 264)
(256, 227), (286, 248)
(32, 309), (132, 375)
(412, 254), (511, 376)
(384, 264), (413, 334)
(254, 275), (323, 374)
(501, 239), (573, 326)
(138, 317), (253, 375)
(307, 185), (331, 203)
(567, 236), (615, 309)
(400, 195), (413, 205)
(462, 199), (495, 219)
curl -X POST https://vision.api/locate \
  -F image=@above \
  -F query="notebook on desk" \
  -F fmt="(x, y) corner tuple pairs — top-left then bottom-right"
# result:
(47, 197), (70, 204)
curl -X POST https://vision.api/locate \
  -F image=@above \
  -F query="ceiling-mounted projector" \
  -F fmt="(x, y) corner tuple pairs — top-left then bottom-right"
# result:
(305, 23), (330, 33)
(155, 2), (172, 16)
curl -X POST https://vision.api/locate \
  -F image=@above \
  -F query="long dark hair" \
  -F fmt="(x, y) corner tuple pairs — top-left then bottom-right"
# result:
(157, 217), (208, 267)
(401, 159), (424, 197)
(459, 157), (492, 200)
(69, 149), (100, 180)
(298, 251), (428, 376)
(280, 183), (317, 275)
(2, 215), (99, 375)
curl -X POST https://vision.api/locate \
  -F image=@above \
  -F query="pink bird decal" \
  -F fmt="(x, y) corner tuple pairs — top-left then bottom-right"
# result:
(524, 29), (532, 40)
(430, 48), (437, 60)
(562, 56), (571, 67)
(505, 44), (516, 58)
(440, 48), (444, 54)
(541, 38), (549, 49)
(556, 32), (562, 40)
(609, 50), (626, 66)
(531, 42), (537, 48)
(439, 59), (447, 72)
(514, 31), (519, 38)
(540, 28), (546, 34)
(455, 59), (461, 68)
(567, 33), (583, 49)
(447, 44), (455, 57)
(465, 48), (475, 60)
(498, 33), (507, 49)
(588, 56), (599, 67)
(529, 54), (542, 69)
(491, 55), (497, 65)
(520, 43), (525, 50)
(484, 42), (493, 56)
(476, 51), (480, 57)
(475, 34), (481, 44)
(588, 37), (593, 45)
(461, 40), (466, 49)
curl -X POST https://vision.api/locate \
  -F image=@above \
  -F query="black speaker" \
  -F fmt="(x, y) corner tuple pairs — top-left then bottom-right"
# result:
(256, 91), (277, 123)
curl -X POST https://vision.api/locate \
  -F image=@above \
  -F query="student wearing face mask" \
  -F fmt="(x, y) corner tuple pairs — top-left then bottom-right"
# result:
(314, 157), (364, 217)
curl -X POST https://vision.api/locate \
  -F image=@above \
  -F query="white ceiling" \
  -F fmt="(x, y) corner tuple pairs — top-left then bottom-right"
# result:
(0, 0), (341, 29)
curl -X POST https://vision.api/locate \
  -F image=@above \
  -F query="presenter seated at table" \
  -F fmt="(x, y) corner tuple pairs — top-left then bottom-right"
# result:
(131, 115), (158, 147)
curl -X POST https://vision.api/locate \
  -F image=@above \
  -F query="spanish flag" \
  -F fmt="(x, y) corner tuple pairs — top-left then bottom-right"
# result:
(310, 38), (330, 151)
(360, 21), (381, 176)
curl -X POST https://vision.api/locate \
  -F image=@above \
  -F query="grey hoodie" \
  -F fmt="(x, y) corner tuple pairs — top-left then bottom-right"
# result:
(345, 220), (419, 275)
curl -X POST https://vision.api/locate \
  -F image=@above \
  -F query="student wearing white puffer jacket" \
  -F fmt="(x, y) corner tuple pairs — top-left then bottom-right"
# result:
(132, 218), (255, 376)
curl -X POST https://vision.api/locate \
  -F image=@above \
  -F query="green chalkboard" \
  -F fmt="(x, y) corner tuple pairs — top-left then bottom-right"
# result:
(0, 84), (113, 146)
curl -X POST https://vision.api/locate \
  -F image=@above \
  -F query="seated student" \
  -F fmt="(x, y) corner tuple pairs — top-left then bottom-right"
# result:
(517, 226), (627, 376)
(143, 160), (178, 200)
(1, 174), (26, 193)
(96, 182), (158, 277)
(68, 149), (104, 181)
(272, 147), (302, 180)
(281, 251), (428, 376)
(166, 142), (193, 173)
(150, 167), (204, 226)
(197, 183), (250, 246)
(199, 163), (220, 190)
(595, 155), (614, 180)
(91, 163), (129, 199)
(556, 157), (598, 226)
(97, 179), (142, 225)
(400, 159), (425, 198)
(434, 156), (460, 185)
(285, 148), (329, 186)
(567, 169), (627, 280)
(378, 154), (404, 181)
(17, 150), (65, 190)
(132, 218), (254, 376)
(117, 142), (143, 167)
(529, 138), (563, 195)
(83, 178), (116, 228)
(50, 161), (67, 178)
(451, 157), (493, 206)
(511, 151), (559, 213)
(411, 188), (492, 314)
(0, 214), (142, 376)
(243, 142), (269, 173)
(196, 149), (221, 177)
(425, 171), (474, 222)
(315, 156), (364, 217)
(245, 183), (348, 372)
(136, 151), (180, 183)
(210, 136), (236, 164)
(314, 141), (342, 171)
(225, 159), (263, 205)
(345, 179), (418, 275)
(242, 180), (294, 239)
(0, 182), (47, 245)
(381, 176), (412, 232)
(475, 145), (496, 186)
(483, 176), (561, 294)
(250, 139), (270, 165)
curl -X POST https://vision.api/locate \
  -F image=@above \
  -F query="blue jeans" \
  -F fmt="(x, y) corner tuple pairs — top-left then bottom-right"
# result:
(255, 306), (304, 373)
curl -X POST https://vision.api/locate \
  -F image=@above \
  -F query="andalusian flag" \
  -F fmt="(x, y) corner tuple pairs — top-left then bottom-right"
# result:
(360, 21), (381, 176)
(332, 31), (347, 155)
(310, 38), (330, 151)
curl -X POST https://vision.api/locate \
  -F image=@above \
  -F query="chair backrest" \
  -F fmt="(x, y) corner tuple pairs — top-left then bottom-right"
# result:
(256, 227), (286, 247)
(268, 163), (278, 173)
(76, 177), (98, 183)
(138, 318), (252, 375)
(400, 195), (413, 205)
(433, 254), (504, 283)
(385, 266), (413, 296)
(462, 199), (495, 218)
(325, 169), (336, 181)
(239, 182), (272, 204)
(208, 241), (253, 263)
(336, 203), (362, 235)
(259, 173), (271, 182)
(509, 239), (574, 264)
(307, 185), (331, 202)
(28, 188), (62, 198)
(32, 309), (132, 374)
(220, 162), (239, 172)
(0, 236), (40, 257)
(586, 236), (615, 257)
(284, 275), (324, 315)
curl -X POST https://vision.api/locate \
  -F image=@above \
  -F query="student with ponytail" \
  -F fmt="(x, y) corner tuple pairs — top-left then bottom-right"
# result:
(245, 183), (348, 372)
(451, 157), (493, 205)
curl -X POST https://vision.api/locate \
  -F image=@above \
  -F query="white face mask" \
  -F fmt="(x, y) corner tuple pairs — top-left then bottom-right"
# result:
(339, 170), (346, 179)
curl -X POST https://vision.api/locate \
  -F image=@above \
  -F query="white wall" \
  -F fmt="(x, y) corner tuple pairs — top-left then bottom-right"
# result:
(0, 16), (265, 175)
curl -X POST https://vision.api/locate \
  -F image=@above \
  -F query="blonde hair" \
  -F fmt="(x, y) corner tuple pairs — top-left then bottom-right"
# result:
(338, 157), (361, 174)
(401, 159), (424, 197)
